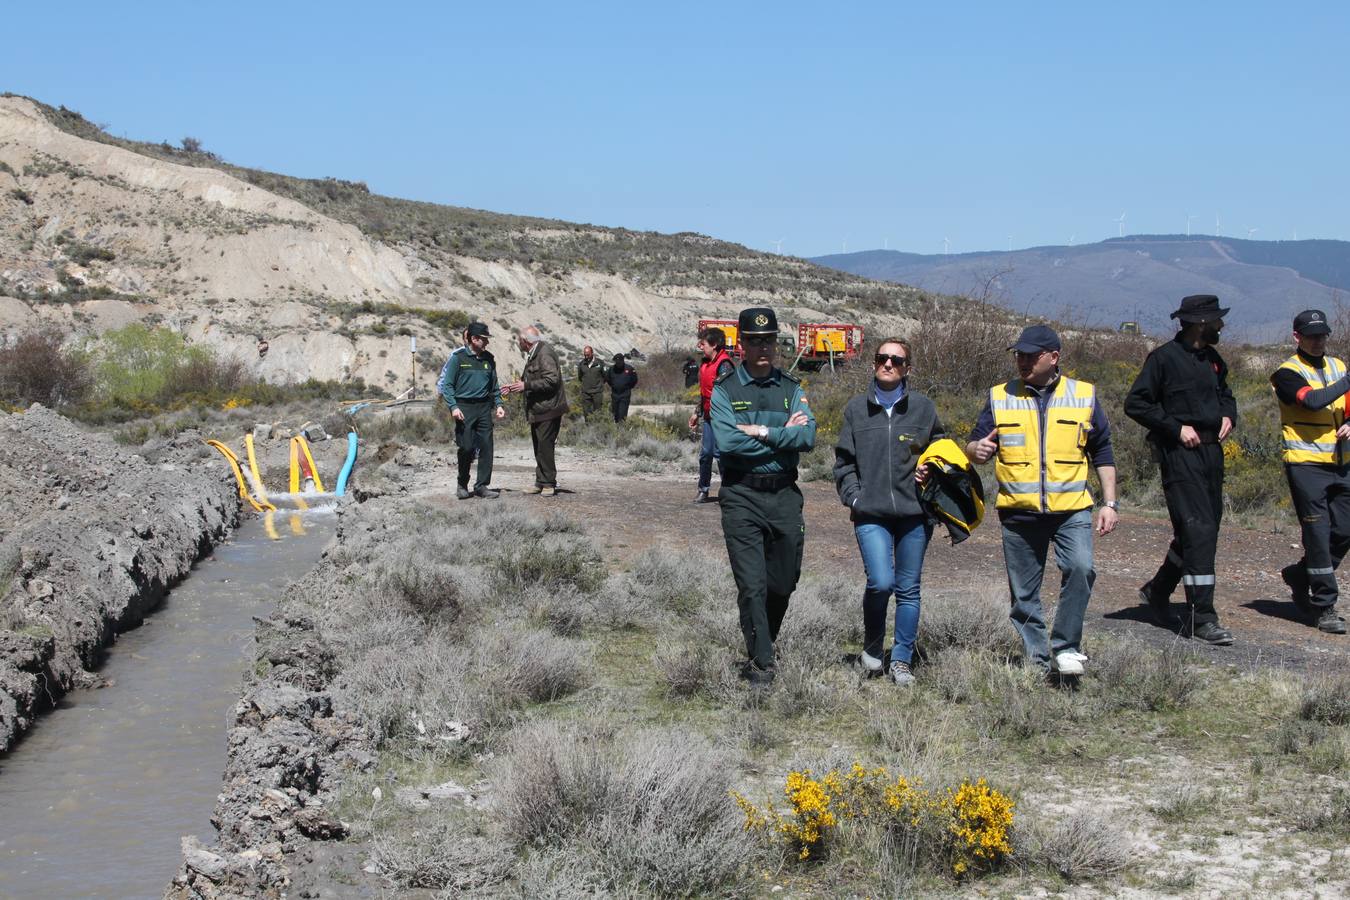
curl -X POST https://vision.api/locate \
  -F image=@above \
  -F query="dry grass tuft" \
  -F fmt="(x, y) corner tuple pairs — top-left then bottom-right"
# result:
(917, 583), (1020, 658)
(369, 824), (512, 890)
(1021, 809), (1133, 881)
(1299, 672), (1350, 726)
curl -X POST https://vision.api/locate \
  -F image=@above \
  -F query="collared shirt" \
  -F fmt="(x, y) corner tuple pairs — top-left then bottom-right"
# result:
(709, 364), (816, 475)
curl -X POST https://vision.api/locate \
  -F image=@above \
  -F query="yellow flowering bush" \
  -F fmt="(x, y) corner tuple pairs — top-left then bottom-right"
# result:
(731, 763), (1015, 875)
(221, 395), (252, 410)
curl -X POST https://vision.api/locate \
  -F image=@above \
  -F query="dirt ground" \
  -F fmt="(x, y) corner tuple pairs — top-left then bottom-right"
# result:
(460, 439), (1350, 674)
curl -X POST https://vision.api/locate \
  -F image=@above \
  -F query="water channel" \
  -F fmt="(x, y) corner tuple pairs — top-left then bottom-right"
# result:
(0, 508), (334, 899)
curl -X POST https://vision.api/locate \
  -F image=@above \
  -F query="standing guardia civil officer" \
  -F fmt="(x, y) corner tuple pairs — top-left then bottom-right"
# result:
(438, 322), (505, 500)
(965, 325), (1118, 676)
(576, 345), (607, 419)
(1271, 310), (1349, 634)
(1125, 294), (1237, 645)
(710, 307), (816, 686)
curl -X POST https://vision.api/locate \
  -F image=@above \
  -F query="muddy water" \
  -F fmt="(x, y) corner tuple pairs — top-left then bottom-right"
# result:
(0, 508), (334, 899)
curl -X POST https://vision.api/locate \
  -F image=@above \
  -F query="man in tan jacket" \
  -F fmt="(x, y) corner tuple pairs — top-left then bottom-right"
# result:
(502, 325), (570, 496)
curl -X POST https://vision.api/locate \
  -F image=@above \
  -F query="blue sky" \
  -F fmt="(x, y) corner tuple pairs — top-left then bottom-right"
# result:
(4, 2), (1347, 257)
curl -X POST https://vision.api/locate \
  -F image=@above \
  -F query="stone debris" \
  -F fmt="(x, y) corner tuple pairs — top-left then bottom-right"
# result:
(0, 405), (239, 751)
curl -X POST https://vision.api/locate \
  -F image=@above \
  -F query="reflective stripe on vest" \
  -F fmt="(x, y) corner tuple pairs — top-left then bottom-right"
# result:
(1278, 353), (1347, 464)
(991, 376), (1096, 512)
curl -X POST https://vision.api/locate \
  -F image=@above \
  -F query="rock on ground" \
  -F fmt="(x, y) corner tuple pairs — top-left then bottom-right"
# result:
(0, 404), (240, 750)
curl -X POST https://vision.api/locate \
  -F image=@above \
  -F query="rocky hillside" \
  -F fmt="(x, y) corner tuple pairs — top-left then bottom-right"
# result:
(0, 96), (924, 389)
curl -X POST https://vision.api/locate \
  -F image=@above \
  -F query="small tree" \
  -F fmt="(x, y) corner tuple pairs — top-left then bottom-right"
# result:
(0, 328), (92, 408)
(180, 136), (203, 154)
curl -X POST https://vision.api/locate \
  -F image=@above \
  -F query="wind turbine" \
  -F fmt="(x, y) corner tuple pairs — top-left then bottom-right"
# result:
(1246, 227), (1258, 240)
(771, 238), (784, 254)
(1116, 212), (1127, 237)
(1068, 234), (1075, 246)
(943, 237), (950, 255)
(1007, 235), (1014, 252)
(842, 235), (848, 253)
(1186, 214), (1196, 237)
(1215, 213), (1221, 235)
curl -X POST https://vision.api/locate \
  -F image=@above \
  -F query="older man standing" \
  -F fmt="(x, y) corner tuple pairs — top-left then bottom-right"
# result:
(502, 326), (569, 496)
(576, 345), (607, 419)
(966, 324), (1118, 676)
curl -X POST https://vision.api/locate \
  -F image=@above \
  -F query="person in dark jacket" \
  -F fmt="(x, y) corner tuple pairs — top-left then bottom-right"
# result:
(606, 353), (639, 422)
(682, 356), (700, 388)
(834, 338), (943, 686)
(576, 345), (607, 419)
(502, 326), (569, 495)
(1125, 294), (1237, 645)
(688, 327), (736, 503)
(1269, 309), (1349, 634)
(438, 322), (505, 500)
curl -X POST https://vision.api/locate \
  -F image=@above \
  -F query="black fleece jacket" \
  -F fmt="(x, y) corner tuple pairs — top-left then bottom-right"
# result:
(834, 388), (945, 521)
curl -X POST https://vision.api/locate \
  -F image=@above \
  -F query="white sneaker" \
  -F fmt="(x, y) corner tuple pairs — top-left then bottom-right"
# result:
(1054, 651), (1085, 675)
(890, 661), (915, 686)
(859, 650), (884, 673)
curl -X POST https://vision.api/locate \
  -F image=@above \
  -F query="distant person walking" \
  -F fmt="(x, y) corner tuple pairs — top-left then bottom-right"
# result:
(1271, 309), (1349, 634)
(502, 325), (569, 496)
(1125, 294), (1237, 645)
(688, 327), (735, 503)
(834, 338), (944, 686)
(606, 353), (639, 422)
(966, 325), (1118, 675)
(438, 322), (505, 500)
(711, 307), (816, 686)
(682, 356), (700, 388)
(577, 345), (607, 419)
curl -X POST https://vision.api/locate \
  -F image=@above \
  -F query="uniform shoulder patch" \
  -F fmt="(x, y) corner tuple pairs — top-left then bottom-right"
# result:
(714, 366), (737, 385)
(781, 369), (801, 384)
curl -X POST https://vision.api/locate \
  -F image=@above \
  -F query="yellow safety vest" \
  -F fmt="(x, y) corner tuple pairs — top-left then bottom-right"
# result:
(990, 376), (1096, 512)
(1278, 352), (1348, 464)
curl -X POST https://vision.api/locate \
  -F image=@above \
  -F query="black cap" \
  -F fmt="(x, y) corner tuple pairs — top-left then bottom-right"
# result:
(1294, 309), (1331, 336)
(466, 321), (491, 337)
(1170, 294), (1230, 323)
(613, 353), (625, 363)
(738, 307), (779, 335)
(1007, 324), (1061, 353)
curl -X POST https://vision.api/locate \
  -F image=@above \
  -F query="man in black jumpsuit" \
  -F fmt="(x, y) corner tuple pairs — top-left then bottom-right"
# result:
(1124, 294), (1237, 645)
(1270, 309), (1350, 634)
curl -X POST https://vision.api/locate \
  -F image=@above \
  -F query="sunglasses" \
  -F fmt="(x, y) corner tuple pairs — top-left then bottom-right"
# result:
(742, 334), (776, 347)
(874, 353), (909, 367)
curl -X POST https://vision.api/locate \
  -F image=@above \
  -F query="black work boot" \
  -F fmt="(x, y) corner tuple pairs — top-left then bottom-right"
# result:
(1281, 564), (1313, 615)
(456, 485), (473, 500)
(1317, 606), (1347, 635)
(1191, 621), (1234, 646)
(1139, 581), (1182, 630)
(475, 486), (500, 500)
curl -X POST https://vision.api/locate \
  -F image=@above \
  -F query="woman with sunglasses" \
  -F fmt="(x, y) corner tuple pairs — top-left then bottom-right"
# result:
(833, 338), (945, 686)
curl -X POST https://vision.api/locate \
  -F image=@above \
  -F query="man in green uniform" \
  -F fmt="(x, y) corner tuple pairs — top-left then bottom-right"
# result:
(710, 307), (817, 686)
(576, 345), (606, 419)
(438, 322), (505, 500)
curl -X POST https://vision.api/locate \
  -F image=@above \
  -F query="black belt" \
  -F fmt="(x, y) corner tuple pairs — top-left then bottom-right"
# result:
(1192, 427), (1220, 444)
(457, 397), (492, 405)
(723, 470), (797, 491)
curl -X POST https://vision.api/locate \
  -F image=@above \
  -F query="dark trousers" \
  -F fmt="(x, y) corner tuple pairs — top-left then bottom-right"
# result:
(697, 418), (720, 492)
(530, 416), (562, 487)
(720, 482), (805, 668)
(1286, 463), (1350, 609)
(454, 399), (494, 489)
(1148, 443), (1223, 625)
(612, 393), (632, 422)
(580, 391), (603, 418)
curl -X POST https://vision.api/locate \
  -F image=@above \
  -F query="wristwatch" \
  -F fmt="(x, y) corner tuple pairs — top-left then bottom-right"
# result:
(1103, 500), (1119, 510)
(758, 425), (769, 439)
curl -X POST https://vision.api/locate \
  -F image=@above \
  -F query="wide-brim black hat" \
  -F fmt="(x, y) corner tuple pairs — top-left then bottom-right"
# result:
(1170, 294), (1230, 323)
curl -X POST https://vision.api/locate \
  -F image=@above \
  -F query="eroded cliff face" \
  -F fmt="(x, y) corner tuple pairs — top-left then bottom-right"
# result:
(0, 96), (913, 391)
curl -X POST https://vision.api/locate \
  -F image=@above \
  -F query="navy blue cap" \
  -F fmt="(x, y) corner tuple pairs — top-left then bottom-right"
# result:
(1294, 309), (1331, 336)
(1008, 324), (1061, 353)
(466, 321), (491, 337)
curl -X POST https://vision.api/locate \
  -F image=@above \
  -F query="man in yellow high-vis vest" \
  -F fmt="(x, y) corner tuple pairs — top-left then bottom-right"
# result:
(1271, 309), (1349, 634)
(966, 325), (1118, 676)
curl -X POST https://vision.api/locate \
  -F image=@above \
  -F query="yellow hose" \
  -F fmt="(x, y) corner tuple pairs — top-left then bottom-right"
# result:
(243, 434), (276, 511)
(205, 440), (266, 513)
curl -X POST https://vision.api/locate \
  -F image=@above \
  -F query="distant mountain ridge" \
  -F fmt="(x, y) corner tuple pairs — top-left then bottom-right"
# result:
(812, 236), (1350, 341)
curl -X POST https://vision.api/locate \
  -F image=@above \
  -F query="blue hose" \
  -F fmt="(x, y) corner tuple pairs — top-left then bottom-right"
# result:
(335, 431), (358, 496)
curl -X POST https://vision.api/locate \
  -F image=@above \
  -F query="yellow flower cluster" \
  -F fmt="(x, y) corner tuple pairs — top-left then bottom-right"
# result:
(731, 763), (1015, 874)
(1222, 440), (1244, 461)
(221, 396), (252, 410)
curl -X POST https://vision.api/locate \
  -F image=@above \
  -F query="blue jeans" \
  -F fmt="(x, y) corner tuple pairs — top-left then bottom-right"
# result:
(1000, 509), (1095, 669)
(698, 418), (720, 492)
(854, 516), (932, 664)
